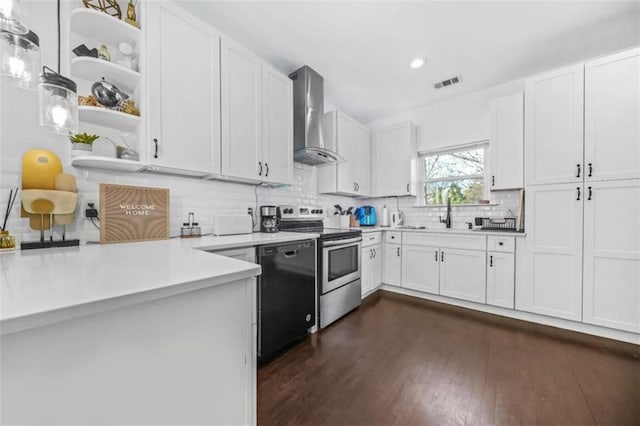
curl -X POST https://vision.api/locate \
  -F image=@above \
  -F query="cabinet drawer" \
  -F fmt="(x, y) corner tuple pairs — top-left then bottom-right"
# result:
(487, 236), (515, 253)
(362, 232), (382, 247)
(385, 231), (402, 244)
(403, 232), (486, 251)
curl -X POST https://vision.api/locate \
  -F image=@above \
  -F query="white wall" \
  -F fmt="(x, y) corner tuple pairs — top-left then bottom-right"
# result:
(366, 79), (524, 153)
(0, 1), (520, 245)
(0, 1), (358, 244)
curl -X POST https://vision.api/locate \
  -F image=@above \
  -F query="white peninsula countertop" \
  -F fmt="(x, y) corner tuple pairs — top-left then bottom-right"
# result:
(0, 231), (318, 335)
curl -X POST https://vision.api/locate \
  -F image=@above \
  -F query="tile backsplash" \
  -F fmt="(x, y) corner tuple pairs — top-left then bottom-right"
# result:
(359, 190), (522, 230)
(0, 160), (356, 244)
(1, 156), (521, 244)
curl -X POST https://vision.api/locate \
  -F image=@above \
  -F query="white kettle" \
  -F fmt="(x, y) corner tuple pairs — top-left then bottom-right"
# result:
(390, 211), (403, 228)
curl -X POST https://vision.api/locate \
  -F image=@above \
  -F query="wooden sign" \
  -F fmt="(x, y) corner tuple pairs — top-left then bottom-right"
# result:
(100, 184), (169, 244)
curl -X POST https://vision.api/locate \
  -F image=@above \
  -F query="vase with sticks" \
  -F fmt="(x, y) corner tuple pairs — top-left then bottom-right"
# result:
(1, 188), (19, 251)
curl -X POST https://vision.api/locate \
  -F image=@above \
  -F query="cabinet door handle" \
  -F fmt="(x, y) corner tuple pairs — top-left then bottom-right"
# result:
(441, 251), (444, 262)
(576, 187), (581, 201)
(492, 175), (495, 186)
(265, 163), (269, 178)
(258, 162), (263, 176)
(490, 255), (493, 267)
(373, 248), (376, 258)
(576, 164), (581, 178)
(587, 186), (592, 201)
(397, 247), (400, 256)
(369, 249), (373, 259)
(153, 138), (158, 159)
(406, 183), (410, 193)
(353, 182), (356, 191)
(588, 163), (593, 177)
(434, 250), (438, 261)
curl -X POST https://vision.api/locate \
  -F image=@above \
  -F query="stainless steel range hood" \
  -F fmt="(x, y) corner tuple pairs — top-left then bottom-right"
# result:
(289, 66), (341, 166)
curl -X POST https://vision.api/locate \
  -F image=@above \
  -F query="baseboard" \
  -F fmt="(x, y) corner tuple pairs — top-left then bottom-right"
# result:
(379, 284), (640, 349)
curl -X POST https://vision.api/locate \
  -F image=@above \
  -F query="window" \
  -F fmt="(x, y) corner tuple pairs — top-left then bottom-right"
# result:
(418, 143), (488, 206)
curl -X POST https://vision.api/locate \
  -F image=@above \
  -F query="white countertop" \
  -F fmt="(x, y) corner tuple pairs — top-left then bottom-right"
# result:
(334, 226), (525, 237)
(178, 231), (320, 251)
(0, 232), (317, 335)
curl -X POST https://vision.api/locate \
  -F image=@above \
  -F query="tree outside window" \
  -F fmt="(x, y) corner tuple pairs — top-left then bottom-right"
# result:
(420, 144), (487, 206)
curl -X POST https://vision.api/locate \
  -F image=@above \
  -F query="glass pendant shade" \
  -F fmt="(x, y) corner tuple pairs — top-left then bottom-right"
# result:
(38, 66), (78, 135)
(0, 29), (40, 89)
(0, 0), (28, 35)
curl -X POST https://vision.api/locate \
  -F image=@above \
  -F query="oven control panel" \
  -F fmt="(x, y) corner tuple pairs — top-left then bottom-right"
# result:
(278, 205), (325, 220)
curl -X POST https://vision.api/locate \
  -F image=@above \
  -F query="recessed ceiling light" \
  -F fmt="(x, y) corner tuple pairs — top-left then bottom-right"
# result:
(410, 58), (426, 69)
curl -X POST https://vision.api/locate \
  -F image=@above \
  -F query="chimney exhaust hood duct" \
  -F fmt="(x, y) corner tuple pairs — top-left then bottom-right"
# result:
(289, 66), (342, 166)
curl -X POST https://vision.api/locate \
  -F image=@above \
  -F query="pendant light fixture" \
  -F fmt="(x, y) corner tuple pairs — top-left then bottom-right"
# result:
(0, 28), (40, 89)
(39, 66), (77, 134)
(0, 0), (28, 35)
(37, 0), (78, 135)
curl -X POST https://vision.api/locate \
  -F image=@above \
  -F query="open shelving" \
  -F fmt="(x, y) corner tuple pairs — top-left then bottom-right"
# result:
(71, 57), (140, 94)
(71, 156), (145, 173)
(70, 8), (140, 47)
(78, 106), (141, 131)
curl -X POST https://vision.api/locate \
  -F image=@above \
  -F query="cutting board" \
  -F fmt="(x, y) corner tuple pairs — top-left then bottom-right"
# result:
(100, 184), (170, 244)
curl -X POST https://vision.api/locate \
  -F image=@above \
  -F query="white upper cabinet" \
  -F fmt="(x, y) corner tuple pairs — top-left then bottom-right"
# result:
(582, 180), (640, 333)
(221, 38), (263, 181)
(147, 2), (221, 174)
(525, 64), (584, 186)
(262, 65), (293, 185)
(489, 93), (524, 190)
(584, 48), (640, 182)
(372, 122), (417, 197)
(220, 40), (293, 185)
(318, 111), (371, 196)
(518, 183), (584, 321)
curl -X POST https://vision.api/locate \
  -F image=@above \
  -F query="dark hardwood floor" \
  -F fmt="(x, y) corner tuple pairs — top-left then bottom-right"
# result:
(258, 291), (640, 426)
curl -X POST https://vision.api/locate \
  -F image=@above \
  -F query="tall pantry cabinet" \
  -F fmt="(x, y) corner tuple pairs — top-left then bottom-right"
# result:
(520, 47), (640, 333)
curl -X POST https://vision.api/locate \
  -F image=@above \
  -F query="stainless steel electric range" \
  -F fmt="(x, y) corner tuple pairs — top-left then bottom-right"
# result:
(277, 205), (362, 328)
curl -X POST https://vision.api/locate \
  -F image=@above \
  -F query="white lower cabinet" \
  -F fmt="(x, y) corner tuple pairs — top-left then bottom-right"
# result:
(401, 245), (440, 294)
(518, 184), (584, 321)
(361, 243), (382, 297)
(382, 243), (402, 286)
(582, 180), (640, 333)
(487, 251), (515, 309)
(439, 248), (487, 304)
(362, 233), (382, 297)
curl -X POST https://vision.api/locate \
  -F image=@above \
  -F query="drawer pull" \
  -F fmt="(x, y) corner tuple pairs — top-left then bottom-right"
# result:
(498, 242), (504, 246)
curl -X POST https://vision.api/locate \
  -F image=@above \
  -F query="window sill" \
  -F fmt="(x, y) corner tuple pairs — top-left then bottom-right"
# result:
(412, 203), (500, 209)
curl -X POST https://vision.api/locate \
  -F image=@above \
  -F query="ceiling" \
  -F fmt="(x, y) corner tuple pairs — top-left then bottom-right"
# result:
(179, 1), (640, 124)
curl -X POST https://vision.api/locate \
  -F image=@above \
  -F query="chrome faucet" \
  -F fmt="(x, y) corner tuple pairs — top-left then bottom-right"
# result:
(440, 196), (452, 228)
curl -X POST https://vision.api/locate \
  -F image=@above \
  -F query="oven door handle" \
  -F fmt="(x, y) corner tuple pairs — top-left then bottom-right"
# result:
(322, 237), (363, 247)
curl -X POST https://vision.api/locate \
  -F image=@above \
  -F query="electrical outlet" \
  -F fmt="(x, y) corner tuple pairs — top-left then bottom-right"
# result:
(247, 207), (253, 216)
(84, 200), (99, 218)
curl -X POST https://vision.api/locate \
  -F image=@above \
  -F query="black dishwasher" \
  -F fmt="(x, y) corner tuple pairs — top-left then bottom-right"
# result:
(257, 240), (316, 361)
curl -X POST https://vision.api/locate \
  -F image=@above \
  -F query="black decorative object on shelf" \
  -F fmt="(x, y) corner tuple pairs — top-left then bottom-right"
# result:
(72, 43), (98, 58)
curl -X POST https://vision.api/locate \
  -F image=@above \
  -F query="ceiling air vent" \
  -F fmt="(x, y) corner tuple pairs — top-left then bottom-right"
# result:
(434, 75), (462, 89)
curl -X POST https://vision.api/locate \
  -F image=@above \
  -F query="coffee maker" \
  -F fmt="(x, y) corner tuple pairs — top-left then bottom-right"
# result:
(260, 206), (279, 233)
